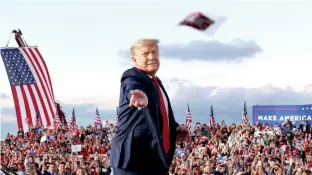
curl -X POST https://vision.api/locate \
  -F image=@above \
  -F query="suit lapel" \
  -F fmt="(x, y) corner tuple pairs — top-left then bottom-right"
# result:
(133, 68), (161, 134)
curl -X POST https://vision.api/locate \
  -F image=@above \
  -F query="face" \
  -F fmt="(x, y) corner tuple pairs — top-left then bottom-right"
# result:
(27, 168), (36, 175)
(132, 44), (159, 76)
(58, 164), (65, 172)
(96, 166), (101, 172)
(49, 164), (55, 172)
(77, 168), (83, 175)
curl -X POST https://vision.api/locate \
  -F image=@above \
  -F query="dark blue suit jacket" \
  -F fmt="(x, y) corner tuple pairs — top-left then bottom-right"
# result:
(110, 67), (179, 174)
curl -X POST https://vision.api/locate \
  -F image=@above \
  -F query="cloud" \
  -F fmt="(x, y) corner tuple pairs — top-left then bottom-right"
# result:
(0, 93), (14, 108)
(168, 82), (312, 125)
(118, 39), (262, 62)
(0, 115), (16, 123)
(303, 84), (312, 94)
(0, 93), (10, 100)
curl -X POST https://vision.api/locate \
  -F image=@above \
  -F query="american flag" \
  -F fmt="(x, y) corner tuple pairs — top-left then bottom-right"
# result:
(53, 111), (62, 129)
(35, 111), (42, 126)
(185, 103), (192, 133)
(94, 108), (102, 129)
(56, 103), (67, 126)
(1, 47), (56, 131)
(70, 108), (78, 131)
(242, 102), (249, 125)
(210, 105), (216, 127)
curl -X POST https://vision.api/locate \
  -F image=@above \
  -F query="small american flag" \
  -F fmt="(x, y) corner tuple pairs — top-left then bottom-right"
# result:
(1, 47), (56, 131)
(35, 111), (42, 126)
(242, 102), (249, 125)
(186, 103), (192, 133)
(53, 111), (62, 129)
(210, 105), (216, 127)
(94, 108), (102, 129)
(56, 103), (67, 127)
(70, 108), (78, 131)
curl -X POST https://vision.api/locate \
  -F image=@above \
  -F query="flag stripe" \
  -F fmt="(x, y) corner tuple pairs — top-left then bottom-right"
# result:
(34, 48), (55, 100)
(34, 84), (51, 125)
(24, 48), (55, 119)
(21, 48), (54, 124)
(23, 86), (37, 126)
(31, 84), (49, 126)
(26, 84), (49, 126)
(20, 85), (33, 126)
(26, 84), (41, 125)
(15, 87), (27, 130)
(11, 87), (23, 129)
(29, 49), (54, 101)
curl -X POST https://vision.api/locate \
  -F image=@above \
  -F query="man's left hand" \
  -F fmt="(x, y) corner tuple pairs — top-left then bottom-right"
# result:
(176, 126), (189, 139)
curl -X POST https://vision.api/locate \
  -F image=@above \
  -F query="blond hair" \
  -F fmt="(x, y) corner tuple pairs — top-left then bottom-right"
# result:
(130, 38), (159, 56)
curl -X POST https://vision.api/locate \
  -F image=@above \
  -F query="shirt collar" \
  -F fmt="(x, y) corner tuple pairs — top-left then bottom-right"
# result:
(146, 74), (154, 79)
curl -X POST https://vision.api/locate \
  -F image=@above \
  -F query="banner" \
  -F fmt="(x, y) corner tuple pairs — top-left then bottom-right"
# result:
(252, 104), (312, 126)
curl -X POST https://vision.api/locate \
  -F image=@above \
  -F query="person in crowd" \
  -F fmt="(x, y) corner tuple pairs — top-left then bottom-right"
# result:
(299, 120), (311, 134)
(26, 164), (37, 175)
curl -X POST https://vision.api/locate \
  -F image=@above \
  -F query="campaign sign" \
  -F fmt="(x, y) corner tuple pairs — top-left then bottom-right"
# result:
(252, 104), (312, 126)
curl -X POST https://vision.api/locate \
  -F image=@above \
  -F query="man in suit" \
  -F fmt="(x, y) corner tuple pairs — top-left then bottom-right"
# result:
(298, 120), (310, 134)
(110, 38), (188, 175)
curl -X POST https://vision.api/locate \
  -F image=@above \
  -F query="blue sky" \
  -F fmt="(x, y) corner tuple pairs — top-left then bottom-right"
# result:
(1, 0), (312, 138)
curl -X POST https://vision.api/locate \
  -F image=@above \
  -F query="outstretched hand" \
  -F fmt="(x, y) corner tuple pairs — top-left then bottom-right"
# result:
(129, 90), (148, 109)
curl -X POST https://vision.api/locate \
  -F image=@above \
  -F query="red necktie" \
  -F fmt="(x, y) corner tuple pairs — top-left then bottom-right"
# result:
(152, 76), (170, 153)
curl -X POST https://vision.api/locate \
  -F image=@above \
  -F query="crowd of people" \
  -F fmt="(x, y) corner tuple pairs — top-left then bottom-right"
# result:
(0, 124), (114, 175)
(1, 119), (311, 175)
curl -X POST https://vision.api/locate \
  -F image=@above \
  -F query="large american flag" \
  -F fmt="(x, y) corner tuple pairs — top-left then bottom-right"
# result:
(185, 103), (192, 133)
(242, 102), (249, 125)
(210, 105), (216, 127)
(94, 108), (102, 129)
(1, 47), (56, 131)
(70, 108), (78, 131)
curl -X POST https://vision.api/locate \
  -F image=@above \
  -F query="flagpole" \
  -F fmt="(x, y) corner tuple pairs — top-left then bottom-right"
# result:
(13, 29), (28, 47)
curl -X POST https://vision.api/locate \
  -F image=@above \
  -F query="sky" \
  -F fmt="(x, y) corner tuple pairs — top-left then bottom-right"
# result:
(1, 0), (312, 138)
